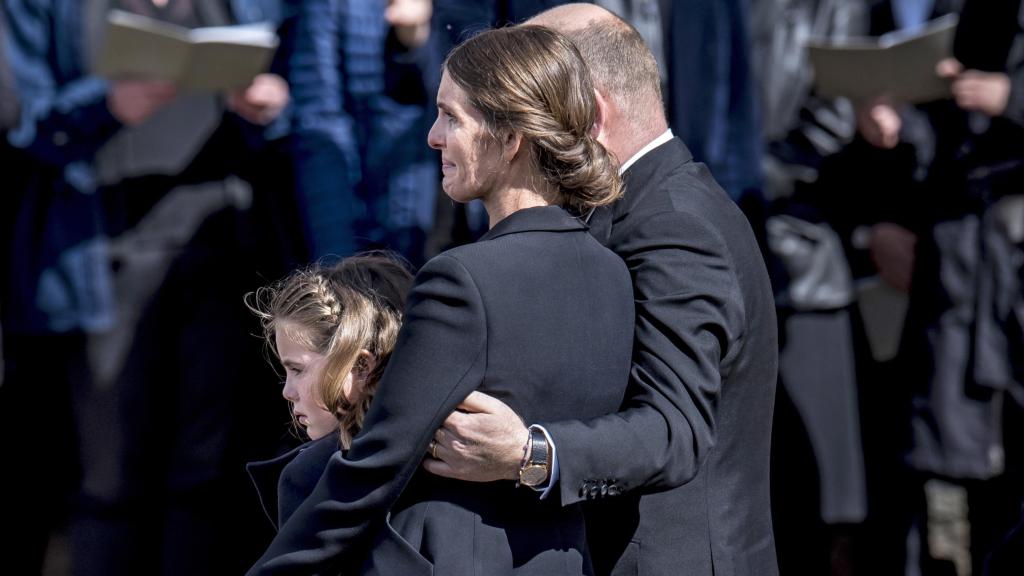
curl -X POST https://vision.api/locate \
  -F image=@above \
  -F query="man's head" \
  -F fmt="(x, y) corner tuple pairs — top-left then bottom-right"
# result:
(528, 3), (667, 163)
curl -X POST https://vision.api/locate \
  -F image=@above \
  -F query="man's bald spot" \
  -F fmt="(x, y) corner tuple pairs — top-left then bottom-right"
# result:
(527, 3), (620, 33)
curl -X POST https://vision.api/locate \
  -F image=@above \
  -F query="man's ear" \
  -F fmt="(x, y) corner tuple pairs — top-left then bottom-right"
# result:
(591, 88), (610, 143)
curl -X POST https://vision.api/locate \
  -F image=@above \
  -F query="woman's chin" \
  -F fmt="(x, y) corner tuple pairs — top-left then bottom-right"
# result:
(442, 184), (473, 204)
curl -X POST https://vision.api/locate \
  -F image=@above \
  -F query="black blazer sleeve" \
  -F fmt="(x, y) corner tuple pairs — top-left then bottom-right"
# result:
(246, 254), (488, 575)
(544, 209), (744, 506)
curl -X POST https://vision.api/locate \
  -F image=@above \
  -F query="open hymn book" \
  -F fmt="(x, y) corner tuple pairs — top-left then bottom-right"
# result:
(95, 10), (279, 91)
(808, 14), (959, 104)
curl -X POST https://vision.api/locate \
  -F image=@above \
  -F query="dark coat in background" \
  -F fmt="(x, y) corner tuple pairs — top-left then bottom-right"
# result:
(247, 206), (635, 575)
(546, 138), (779, 576)
(663, 0), (762, 203)
(287, 0), (437, 265)
(0, 1), (302, 573)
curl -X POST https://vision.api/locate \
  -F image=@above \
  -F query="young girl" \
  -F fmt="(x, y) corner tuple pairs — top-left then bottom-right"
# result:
(245, 253), (412, 530)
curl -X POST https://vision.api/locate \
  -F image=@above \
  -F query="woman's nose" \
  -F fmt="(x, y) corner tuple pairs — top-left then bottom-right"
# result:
(427, 116), (444, 150)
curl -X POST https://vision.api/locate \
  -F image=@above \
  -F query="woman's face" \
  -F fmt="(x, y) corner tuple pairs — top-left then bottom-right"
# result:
(427, 71), (505, 203)
(274, 323), (345, 441)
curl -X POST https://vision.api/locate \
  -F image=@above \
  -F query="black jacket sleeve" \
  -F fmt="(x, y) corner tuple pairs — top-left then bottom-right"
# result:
(544, 209), (744, 506)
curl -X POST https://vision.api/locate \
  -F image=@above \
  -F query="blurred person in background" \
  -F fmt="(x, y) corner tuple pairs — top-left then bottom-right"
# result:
(747, 1), (873, 574)
(0, 0), (304, 573)
(287, 0), (438, 267)
(845, 0), (1024, 573)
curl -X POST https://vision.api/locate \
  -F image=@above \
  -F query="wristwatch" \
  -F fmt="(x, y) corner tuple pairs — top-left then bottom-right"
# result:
(518, 426), (550, 488)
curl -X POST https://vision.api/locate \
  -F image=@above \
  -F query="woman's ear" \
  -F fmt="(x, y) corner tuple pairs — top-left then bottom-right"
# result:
(502, 131), (524, 164)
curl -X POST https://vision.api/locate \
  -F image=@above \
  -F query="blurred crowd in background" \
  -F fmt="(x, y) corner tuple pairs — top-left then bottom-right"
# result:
(0, 0), (1021, 575)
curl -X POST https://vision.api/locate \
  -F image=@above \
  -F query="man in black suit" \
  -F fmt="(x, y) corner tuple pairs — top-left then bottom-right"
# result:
(425, 4), (779, 575)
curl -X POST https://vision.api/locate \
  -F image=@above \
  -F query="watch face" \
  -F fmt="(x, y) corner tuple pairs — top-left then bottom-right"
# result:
(520, 464), (547, 487)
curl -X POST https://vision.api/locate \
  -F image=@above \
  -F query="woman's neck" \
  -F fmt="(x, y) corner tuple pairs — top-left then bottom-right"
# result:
(483, 167), (562, 229)
(483, 187), (552, 229)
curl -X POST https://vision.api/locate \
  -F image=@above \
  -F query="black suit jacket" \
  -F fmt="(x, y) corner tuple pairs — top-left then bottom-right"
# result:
(247, 205), (634, 575)
(545, 138), (779, 576)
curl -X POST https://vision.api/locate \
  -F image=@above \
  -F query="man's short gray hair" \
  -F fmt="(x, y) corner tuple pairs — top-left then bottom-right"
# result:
(561, 16), (663, 129)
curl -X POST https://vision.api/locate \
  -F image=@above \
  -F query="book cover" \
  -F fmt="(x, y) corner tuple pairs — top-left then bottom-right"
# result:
(808, 14), (959, 104)
(95, 10), (279, 91)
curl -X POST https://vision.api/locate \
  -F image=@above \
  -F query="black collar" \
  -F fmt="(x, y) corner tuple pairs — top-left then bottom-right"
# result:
(478, 205), (588, 242)
(622, 137), (692, 196)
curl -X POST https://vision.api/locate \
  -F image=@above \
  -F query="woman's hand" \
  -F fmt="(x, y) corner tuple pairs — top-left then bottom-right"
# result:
(227, 73), (289, 125)
(422, 391), (529, 483)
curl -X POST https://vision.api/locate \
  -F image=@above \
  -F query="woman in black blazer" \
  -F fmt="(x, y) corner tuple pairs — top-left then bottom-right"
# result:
(248, 26), (634, 576)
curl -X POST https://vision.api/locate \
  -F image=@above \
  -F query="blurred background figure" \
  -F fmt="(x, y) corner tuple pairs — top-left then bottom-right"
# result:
(287, 0), (437, 267)
(747, 2), (872, 575)
(0, 0), (301, 574)
(839, 0), (1024, 574)
(597, 0), (761, 204)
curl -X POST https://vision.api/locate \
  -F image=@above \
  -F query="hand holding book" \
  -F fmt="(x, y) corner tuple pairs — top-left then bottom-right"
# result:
(938, 58), (1012, 117)
(808, 15), (959, 104)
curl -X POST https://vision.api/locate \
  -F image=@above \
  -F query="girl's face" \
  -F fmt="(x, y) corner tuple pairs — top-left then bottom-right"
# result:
(274, 323), (345, 441)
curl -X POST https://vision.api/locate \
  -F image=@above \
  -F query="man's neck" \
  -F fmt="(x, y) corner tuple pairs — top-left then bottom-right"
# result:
(618, 129), (673, 174)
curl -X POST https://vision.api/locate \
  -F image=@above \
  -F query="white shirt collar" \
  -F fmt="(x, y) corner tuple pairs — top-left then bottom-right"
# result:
(618, 129), (674, 175)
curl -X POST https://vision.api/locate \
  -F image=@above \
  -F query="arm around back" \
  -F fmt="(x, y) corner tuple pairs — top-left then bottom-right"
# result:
(545, 207), (746, 506)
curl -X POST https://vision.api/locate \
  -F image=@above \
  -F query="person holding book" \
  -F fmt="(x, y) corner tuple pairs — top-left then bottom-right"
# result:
(0, 0), (302, 573)
(848, 0), (1024, 573)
